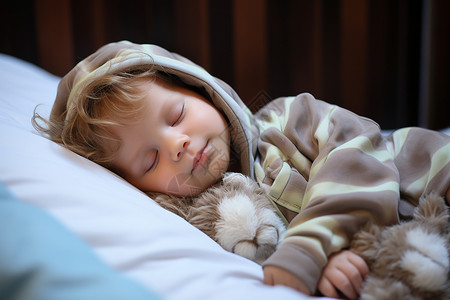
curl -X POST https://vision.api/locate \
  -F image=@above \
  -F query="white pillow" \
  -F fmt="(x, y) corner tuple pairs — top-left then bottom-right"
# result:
(0, 54), (318, 300)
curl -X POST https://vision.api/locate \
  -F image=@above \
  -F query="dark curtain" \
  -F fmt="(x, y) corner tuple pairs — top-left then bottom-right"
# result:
(1, 0), (448, 129)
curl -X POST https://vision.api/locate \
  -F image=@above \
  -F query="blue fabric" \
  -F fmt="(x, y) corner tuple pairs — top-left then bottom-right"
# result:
(0, 182), (162, 300)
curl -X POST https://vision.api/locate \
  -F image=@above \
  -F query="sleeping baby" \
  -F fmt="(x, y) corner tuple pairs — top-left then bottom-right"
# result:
(33, 41), (450, 299)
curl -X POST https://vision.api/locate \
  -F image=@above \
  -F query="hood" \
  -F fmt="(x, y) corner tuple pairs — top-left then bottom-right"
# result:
(51, 41), (256, 178)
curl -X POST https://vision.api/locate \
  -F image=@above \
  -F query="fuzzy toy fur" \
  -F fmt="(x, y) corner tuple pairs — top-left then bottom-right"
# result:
(151, 173), (450, 299)
(150, 172), (286, 264)
(351, 193), (450, 300)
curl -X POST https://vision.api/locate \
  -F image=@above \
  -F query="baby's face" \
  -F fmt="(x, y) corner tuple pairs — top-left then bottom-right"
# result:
(109, 78), (230, 197)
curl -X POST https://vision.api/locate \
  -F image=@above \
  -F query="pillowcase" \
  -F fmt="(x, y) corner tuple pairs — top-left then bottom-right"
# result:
(0, 182), (162, 300)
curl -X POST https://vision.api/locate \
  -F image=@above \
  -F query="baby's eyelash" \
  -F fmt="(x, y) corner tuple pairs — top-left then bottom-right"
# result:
(144, 151), (158, 174)
(172, 103), (185, 126)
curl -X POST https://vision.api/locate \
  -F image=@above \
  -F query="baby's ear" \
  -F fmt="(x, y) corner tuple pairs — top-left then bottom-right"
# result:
(350, 223), (382, 266)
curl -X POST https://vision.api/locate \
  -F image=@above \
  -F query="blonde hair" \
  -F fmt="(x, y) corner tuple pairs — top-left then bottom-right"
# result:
(32, 66), (160, 168)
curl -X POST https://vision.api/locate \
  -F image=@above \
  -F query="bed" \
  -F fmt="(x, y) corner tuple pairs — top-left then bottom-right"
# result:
(0, 54), (332, 299)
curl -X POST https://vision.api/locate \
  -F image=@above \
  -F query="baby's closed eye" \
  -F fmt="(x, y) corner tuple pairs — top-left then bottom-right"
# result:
(144, 150), (158, 174)
(171, 102), (185, 126)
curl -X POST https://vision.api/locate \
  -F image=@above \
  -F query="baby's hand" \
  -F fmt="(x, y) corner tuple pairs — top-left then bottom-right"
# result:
(263, 265), (310, 295)
(318, 250), (369, 300)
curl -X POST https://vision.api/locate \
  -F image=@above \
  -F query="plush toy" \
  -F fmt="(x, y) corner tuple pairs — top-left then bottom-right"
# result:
(151, 173), (450, 299)
(150, 172), (286, 264)
(350, 193), (450, 300)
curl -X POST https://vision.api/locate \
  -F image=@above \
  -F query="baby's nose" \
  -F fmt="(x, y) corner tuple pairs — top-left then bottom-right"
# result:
(170, 135), (190, 161)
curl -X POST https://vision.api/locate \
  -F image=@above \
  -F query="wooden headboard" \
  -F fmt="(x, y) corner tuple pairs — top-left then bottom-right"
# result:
(1, 0), (448, 130)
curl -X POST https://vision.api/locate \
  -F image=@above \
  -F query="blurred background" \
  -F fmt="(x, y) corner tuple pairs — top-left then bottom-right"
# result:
(1, 0), (449, 130)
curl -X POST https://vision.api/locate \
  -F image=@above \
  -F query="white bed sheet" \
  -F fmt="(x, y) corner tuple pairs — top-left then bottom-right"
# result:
(0, 53), (326, 300)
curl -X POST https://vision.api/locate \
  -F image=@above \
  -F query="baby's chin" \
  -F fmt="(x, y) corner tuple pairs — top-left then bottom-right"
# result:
(167, 171), (226, 198)
(164, 153), (230, 197)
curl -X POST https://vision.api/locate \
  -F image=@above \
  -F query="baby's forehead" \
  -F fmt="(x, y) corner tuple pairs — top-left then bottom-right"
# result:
(115, 79), (176, 121)
(131, 75), (222, 120)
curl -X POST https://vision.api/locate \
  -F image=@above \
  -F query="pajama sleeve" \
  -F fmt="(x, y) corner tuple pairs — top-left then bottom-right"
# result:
(255, 93), (400, 293)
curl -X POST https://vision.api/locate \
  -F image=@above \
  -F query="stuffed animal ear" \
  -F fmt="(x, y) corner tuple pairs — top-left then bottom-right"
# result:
(413, 193), (449, 231)
(221, 172), (263, 193)
(350, 223), (382, 266)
